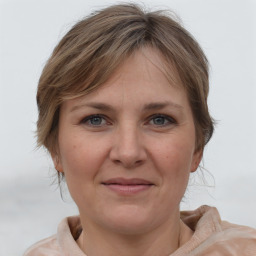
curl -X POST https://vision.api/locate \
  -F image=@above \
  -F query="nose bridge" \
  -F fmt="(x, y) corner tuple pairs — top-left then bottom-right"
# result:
(119, 122), (139, 151)
(110, 120), (146, 167)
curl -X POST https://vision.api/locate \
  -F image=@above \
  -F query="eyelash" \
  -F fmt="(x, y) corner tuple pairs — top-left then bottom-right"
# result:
(80, 114), (109, 126)
(80, 114), (177, 128)
(148, 114), (177, 127)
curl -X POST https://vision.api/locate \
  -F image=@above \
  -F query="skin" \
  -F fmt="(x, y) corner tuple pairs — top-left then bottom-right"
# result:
(53, 48), (202, 256)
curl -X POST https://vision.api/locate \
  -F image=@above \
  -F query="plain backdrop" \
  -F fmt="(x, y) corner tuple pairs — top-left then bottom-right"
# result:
(0, 0), (255, 255)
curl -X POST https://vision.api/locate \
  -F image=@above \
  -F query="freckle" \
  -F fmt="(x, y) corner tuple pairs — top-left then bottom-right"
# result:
(73, 145), (77, 149)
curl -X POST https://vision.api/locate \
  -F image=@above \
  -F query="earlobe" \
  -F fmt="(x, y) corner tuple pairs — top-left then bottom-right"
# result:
(51, 154), (64, 173)
(191, 150), (203, 173)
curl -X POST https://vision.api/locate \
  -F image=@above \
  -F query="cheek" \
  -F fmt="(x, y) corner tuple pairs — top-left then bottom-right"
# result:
(152, 138), (195, 174)
(58, 132), (107, 181)
(149, 135), (195, 200)
(58, 133), (109, 206)
(147, 139), (194, 215)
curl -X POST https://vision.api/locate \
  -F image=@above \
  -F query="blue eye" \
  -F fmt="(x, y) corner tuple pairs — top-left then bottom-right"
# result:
(89, 116), (104, 126)
(81, 115), (107, 126)
(152, 116), (166, 125)
(149, 114), (176, 126)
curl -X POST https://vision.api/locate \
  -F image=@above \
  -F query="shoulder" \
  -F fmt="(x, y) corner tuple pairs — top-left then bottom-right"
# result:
(23, 234), (61, 256)
(215, 220), (256, 254)
(196, 221), (256, 255)
(23, 216), (83, 256)
(180, 205), (256, 255)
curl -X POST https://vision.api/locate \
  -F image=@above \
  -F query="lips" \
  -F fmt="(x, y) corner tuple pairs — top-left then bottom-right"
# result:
(102, 178), (154, 195)
(102, 178), (153, 186)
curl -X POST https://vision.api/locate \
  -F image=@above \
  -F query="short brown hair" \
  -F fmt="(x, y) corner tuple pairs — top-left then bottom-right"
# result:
(37, 3), (214, 159)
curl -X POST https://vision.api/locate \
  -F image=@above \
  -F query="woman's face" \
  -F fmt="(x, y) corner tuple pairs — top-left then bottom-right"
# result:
(54, 48), (202, 235)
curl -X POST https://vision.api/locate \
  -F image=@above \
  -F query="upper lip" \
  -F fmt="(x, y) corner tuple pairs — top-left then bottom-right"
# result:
(102, 178), (154, 185)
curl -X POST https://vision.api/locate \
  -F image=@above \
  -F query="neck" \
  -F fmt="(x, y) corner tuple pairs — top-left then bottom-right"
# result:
(77, 213), (193, 256)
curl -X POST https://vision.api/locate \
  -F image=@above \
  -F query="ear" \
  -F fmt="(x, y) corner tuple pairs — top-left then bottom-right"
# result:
(190, 149), (203, 173)
(51, 153), (64, 173)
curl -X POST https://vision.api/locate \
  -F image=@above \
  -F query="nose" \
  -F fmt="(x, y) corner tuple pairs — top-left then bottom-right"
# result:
(109, 124), (147, 169)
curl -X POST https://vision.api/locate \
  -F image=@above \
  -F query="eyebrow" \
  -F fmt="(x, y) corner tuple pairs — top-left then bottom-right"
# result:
(71, 102), (113, 112)
(70, 101), (183, 113)
(143, 101), (183, 111)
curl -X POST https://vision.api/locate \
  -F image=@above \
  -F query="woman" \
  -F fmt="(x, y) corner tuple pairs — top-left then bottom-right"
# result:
(24, 4), (256, 256)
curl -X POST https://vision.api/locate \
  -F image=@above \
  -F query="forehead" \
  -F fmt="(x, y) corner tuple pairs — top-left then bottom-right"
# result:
(62, 47), (191, 114)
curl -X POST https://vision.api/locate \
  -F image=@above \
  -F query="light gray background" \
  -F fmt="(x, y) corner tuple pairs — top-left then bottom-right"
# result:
(0, 0), (255, 255)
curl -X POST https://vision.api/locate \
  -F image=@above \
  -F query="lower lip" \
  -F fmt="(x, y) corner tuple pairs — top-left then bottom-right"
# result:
(104, 184), (153, 195)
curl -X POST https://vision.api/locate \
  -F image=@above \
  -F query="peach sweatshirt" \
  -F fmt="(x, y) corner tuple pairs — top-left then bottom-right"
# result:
(23, 206), (256, 256)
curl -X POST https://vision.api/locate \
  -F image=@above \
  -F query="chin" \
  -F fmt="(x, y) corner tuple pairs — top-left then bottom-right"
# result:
(98, 205), (158, 235)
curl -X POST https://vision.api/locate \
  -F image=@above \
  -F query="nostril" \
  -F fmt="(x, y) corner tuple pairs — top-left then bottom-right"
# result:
(113, 159), (144, 169)
(109, 138), (147, 168)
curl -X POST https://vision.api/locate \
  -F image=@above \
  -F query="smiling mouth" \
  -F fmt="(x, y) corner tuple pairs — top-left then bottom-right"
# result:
(102, 178), (154, 195)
